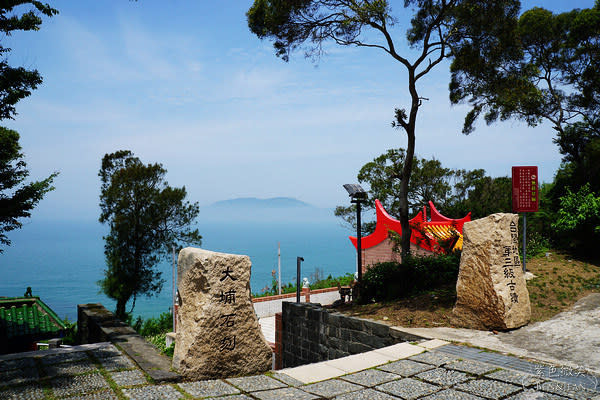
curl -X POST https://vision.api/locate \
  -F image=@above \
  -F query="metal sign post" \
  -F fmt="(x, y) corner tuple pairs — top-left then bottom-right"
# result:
(512, 166), (539, 272)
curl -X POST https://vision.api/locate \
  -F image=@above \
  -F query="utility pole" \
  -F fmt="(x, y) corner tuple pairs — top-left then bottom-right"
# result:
(278, 242), (281, 295)
(172, 246), (176, 331)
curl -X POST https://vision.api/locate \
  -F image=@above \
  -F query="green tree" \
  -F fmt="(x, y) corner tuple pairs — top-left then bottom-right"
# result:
(247, 0), (519, 256)
(0, 2), (58, 251)
(335, 147), (518, 235)
(449, 2), (600, 193)
(450, 4), (599, 140)
(335, 148), (492, 231)
(0, 127), (57, 251)
(98, 150), (202, 320)
(457, 176), (512, 219)
(1, 1), (58, 120)
(552, 183), (600, 258)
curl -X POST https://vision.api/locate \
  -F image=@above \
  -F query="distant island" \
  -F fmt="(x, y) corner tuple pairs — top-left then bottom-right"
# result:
(201, 197), (334, 223)
(210, 197), (314, 209)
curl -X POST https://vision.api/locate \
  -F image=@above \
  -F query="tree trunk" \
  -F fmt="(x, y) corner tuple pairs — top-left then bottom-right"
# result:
(399, 128), (416, 259)
(399, 69), (419, 259)
(115, 298), (127, 321)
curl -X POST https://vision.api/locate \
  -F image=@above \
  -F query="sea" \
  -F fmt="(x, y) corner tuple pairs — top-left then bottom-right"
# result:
(0, 210), (356, 322)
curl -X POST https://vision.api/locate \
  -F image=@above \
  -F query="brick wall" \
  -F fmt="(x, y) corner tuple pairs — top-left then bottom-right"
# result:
(274, 312), (283, 369)
(362, 238), (433, 272)
(280, 302), (421, 368)
(251, 287), (337, 303)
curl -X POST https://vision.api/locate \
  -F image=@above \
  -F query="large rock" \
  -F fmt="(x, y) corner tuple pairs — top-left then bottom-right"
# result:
(172, 248), (272, 379)
(454, 213), (531, 330)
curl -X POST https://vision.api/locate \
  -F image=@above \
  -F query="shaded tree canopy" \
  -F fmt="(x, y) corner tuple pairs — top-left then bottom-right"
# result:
(98, 150), (202, 319)
(248, 0), (520, 256)
(0, 127), (56, 251)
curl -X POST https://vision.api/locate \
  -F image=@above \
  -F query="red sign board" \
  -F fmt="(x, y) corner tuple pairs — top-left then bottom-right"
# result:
(512, 166), (539, 212)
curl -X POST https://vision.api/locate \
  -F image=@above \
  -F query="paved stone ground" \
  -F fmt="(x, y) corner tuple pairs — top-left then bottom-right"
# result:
(1, 341), (599, 399)
(399, 294), (600, 376)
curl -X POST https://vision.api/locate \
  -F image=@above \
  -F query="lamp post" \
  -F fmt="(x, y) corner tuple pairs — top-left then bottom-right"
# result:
(343, 184), (367, 291)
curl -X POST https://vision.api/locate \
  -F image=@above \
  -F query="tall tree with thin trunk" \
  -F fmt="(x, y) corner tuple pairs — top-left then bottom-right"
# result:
(247, 0), (519, 257)
(98, 150), (202, 320)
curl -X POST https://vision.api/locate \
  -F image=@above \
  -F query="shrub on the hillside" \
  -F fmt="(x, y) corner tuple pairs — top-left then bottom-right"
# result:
(310, 273), (355, 290)
(356, 252), (461, 303)
(61, 317), (77, 345)
(132, 311), (173, 337)
(525, 231), (551, 260)
(552, 183), (600, 259)
(146, 333), (175, 357)
(253, 272), (355, 297)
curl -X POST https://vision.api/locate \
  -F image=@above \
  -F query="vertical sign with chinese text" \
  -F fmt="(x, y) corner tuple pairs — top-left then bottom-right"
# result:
(512, 166), (539, 213)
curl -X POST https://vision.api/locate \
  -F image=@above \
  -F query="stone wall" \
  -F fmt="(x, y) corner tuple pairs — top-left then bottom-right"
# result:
(77, 303), (179, 382)
(77, 303), (122, 345)
(281, 302), (421, 368)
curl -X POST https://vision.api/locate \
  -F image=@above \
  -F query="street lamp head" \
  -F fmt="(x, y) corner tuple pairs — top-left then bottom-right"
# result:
(343, 183), (368, 201)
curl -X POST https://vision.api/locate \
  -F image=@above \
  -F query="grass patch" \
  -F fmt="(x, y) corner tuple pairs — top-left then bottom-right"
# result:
(335, 250), (599, 329)
(146, 333), (175, 358)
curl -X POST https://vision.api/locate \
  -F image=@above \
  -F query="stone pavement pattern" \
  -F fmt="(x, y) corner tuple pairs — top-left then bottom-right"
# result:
(399, 293), (600, 376)
(1, 340), (599, 400)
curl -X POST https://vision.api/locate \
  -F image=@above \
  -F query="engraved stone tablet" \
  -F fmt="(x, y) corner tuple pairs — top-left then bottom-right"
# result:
(173, 248), (272, 379)
(454, 213), (531, 329)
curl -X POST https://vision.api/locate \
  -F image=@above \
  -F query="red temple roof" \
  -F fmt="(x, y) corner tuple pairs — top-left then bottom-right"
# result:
(349, 200), (471, 253)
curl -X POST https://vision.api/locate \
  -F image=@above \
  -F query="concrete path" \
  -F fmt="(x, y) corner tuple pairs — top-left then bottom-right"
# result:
(397, 293), (600, 376)
(254, 290), (341, 318)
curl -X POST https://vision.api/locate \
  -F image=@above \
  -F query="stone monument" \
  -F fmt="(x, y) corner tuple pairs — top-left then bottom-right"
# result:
(172, 248), (272, 379)
(454, 213), (531, 330)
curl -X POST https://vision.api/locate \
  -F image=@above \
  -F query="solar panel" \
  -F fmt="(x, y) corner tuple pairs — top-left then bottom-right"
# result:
(343, 184), (367, 199)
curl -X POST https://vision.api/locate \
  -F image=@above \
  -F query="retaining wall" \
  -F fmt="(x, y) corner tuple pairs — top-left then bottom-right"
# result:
(280, 302), (422, 368)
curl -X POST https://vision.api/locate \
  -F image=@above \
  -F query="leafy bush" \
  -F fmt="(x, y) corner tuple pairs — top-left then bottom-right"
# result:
(132, 311), (173, 337)
(552, 183), (600, 258)
(357, 252), (461, 303)
(61, 317), (77, 345)
(252, 271), (355, 297)
(146, 333), (175, 357)
(131, 312), (174, 357)
(310, 272), (355, 290)
(525, 231), (551, 260)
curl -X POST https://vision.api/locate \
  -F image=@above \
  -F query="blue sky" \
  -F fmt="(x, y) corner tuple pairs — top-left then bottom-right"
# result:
(4, 0), (594, 221)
